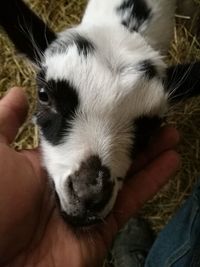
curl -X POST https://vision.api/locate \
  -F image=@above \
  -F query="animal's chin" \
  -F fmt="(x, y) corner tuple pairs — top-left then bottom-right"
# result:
(59, 210), (103, 227)
(54, 191), (110, 227)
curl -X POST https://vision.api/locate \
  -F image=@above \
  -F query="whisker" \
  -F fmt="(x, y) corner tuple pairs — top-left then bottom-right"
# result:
(167, 63), (199, 102)
(17, 9), (45, 65)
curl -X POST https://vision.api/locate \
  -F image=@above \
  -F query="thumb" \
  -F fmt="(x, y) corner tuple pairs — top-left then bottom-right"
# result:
(0, 87), (28, 144)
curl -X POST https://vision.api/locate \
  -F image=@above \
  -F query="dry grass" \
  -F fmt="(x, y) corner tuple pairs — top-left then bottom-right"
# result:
(0, 0), (200, 238)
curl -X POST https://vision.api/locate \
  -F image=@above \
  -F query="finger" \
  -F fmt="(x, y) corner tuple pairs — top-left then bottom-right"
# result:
(128, 126), (180, 174)
(0, 87), (28, 144)
(114, 150), (181, 228)
(0, 145), (44, 263)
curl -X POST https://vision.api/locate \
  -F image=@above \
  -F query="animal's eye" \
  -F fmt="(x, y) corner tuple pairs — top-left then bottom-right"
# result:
(38, 88), (50, 105)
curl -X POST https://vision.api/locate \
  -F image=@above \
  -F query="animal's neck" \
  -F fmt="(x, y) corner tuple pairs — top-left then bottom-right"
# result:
(81, 0), (176, 54)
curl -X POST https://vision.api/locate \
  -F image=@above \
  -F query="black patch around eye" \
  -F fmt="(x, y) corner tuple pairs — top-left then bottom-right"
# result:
(138, 60), (157, 79)
(117, 0), (151, 32)
(36, 79), (79, 145)
(36, 110), (67, 145)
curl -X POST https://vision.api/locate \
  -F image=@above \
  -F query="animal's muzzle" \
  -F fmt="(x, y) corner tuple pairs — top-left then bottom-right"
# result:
(56, 155), (114, 226)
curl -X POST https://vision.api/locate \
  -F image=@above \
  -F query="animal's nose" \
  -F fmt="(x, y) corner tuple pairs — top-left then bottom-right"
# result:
(67, 155), (113, 211)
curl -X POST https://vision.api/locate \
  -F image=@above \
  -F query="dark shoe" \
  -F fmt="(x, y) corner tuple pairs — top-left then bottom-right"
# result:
(111, 217), (155, 267)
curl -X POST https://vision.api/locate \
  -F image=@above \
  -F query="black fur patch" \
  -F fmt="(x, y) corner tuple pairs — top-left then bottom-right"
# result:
(131, 116), (163, 157)
(49, 33), (95, 57)
(73, 34), (95, 56)
(117, 0), (151, 32)
(138, 60), (157, 79)
(36, 75), (79, 145)
(165, 62), (200, 103)
(0, 0), (56, 62)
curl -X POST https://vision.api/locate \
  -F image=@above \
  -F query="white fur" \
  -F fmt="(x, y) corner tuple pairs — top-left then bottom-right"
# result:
(82, 0), (176, 53)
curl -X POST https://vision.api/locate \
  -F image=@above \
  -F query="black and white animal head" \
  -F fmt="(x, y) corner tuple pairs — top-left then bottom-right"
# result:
(1, 0), (200, 226)
(37, 26), (167, 225)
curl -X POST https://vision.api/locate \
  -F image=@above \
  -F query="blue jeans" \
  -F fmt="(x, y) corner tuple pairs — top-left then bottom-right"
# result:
(145, 180), (200, 267)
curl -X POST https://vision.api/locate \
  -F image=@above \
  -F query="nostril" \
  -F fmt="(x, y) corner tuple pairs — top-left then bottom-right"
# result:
(68, 176), (74, 193)
(86, 178), (114, 211)
(66, 175), (80, 199)
(67, 174), (86, 196)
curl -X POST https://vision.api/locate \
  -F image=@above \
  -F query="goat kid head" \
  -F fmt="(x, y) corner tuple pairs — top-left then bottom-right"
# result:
(2, 0), (196, 226)
(37, 26), (167, 226)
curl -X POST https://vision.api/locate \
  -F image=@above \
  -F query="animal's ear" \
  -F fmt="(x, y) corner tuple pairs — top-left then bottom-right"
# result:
(165, 62), (200, 103)
(0, 0), (56, 63)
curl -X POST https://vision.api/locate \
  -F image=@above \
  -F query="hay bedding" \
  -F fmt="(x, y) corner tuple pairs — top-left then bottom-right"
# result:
(0, 0), (200, 236)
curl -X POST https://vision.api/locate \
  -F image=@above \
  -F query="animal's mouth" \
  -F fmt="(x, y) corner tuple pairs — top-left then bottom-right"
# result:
(52, 155), (116, 226)
(55, 191), (106, 227)
(59, 210), (102, 227)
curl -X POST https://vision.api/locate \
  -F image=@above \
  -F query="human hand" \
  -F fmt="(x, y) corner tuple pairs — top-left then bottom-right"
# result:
(0, 87), (180, 267)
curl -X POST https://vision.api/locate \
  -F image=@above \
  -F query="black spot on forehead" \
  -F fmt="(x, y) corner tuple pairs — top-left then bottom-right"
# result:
(73, 34), (95, 56)
(48, 32), (95, 57)
(117, 0), (151, 32)
(36, 76), (79, 145)
(138, 60), (157, 79)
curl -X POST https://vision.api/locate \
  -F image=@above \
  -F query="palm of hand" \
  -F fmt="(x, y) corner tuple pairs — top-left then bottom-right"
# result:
(0, 88), (180, 267)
